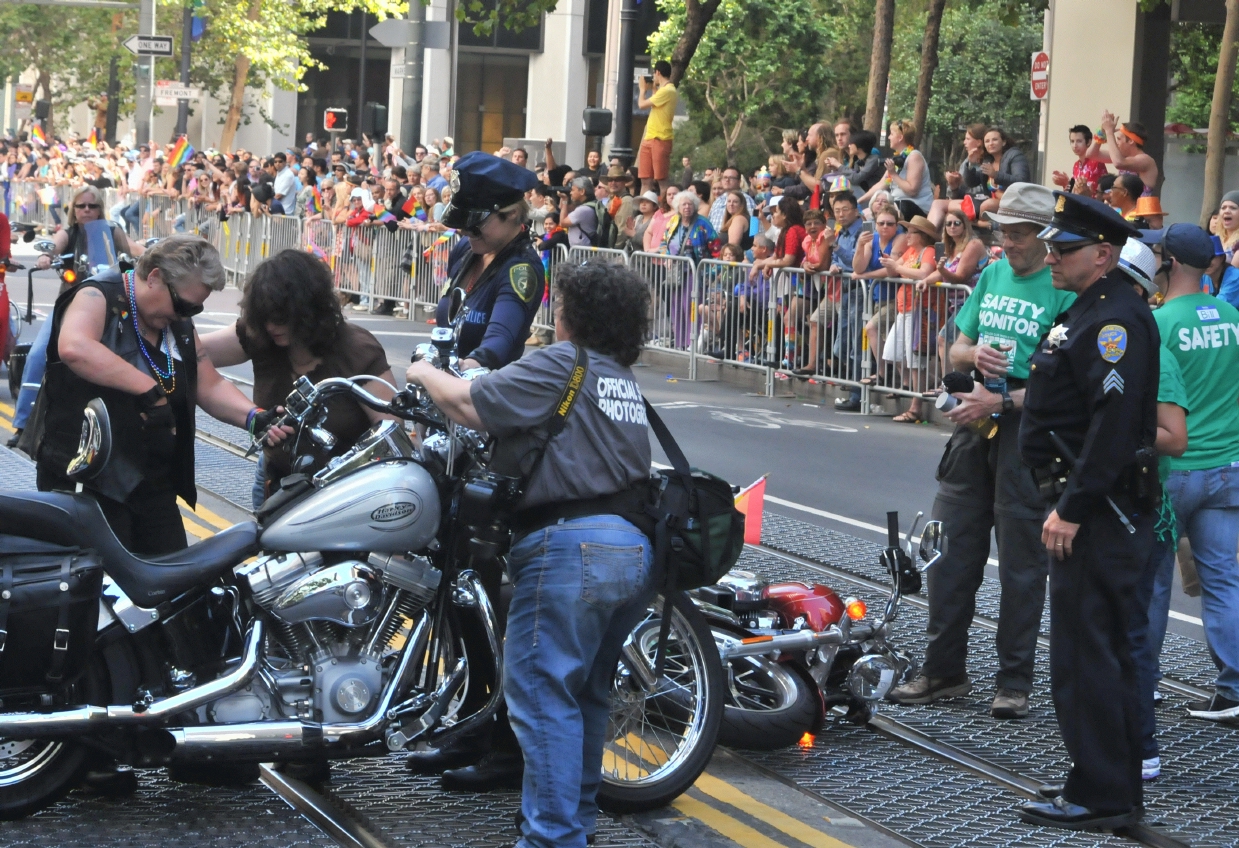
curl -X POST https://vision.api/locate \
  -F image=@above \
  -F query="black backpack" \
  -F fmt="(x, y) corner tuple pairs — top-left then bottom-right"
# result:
(584, 200), (613, 249)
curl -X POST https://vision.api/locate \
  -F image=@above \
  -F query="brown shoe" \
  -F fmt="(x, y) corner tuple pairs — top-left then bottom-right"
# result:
(991, 688), (1030, 719)
(886, 673), (971, 704)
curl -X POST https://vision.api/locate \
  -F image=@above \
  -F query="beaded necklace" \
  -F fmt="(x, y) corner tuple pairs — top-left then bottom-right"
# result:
(125, 270), (176, 395)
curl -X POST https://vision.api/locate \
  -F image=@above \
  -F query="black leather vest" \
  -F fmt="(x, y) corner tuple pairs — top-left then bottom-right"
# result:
(36, 270), (198, 507)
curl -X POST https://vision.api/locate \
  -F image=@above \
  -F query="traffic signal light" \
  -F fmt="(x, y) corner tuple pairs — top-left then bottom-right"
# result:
(323, 108), (348, 132)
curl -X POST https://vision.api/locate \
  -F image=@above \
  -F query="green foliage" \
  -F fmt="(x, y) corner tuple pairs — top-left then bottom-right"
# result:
(886, 0), (1043, 168)
(649, 0), (836, 165)
(1167, 21), (1239, 132)
(455, 0), (556, 37)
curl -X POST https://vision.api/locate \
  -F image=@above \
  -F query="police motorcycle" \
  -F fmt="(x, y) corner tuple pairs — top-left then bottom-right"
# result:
(0, 318), (723, 819)
(692, 512), (943, 750)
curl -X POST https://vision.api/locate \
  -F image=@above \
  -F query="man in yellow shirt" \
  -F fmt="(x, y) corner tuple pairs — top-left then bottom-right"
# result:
(636, 60), (677, 197)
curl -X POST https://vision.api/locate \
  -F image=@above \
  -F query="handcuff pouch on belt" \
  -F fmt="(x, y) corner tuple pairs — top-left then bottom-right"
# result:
(1032, 459), (1070, 502)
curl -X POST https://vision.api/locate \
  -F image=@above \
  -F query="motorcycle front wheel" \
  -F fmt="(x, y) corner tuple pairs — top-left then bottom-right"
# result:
(598, 592), (724, 813)
(712, 626), (822, 751)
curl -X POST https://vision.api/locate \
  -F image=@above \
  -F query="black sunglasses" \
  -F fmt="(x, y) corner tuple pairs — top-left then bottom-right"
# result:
(75, 203), (101, 210)
(165, 281), (204, 318)
(1045, 241), (1094, 259)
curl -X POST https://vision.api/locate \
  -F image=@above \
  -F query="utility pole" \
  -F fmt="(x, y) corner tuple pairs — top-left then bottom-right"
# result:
(610, 0), (637, 165)
(357, 9), (367, 137)
(175, 0), (193, 136)
(401, 3), (424, 149)
(135, 0), (155, 145)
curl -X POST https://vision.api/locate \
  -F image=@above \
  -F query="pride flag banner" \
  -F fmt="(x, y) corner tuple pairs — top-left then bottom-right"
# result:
(169, 136), (194, 168)
(733, 476), (767, 545)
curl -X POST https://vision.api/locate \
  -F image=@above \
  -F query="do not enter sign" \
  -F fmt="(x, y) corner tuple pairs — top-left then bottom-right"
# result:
(1031, 51), (1049, 100)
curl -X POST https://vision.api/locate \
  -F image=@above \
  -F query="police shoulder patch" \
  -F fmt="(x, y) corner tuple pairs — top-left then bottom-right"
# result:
(510, 263), (536, 302)
(1097, 324), (1127, 363)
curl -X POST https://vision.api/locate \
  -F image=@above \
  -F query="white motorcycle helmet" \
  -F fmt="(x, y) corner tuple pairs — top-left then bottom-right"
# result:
(1118, 238), (1159, 296)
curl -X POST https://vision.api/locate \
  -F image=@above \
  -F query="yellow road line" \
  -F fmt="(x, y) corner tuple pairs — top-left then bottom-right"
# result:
(694, 772), (855, 848)
(177, 497), (234, 531)
(0, 400), (14, 417)
(672, 795), (791, 848)
(181, 515), (212, 541)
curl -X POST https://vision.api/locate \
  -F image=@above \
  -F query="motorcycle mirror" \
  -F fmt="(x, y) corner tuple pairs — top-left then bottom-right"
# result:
(410, 342), (437, 364)
(447, 287), (466, 324)
(917, 520), (946, 572)
(65, 398), (112, 483)
(33, 239), (55, 253)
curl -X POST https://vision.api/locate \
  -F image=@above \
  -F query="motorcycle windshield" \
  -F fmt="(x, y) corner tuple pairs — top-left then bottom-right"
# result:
(81, 219), (117, 276)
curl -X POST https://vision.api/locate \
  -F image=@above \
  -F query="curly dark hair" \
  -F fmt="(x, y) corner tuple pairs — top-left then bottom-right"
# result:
(555, 262), (650, 367)
(240, 249), (344, 357)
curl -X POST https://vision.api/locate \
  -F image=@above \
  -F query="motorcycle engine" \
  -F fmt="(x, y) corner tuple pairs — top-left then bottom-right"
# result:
(232, 551), (442, 723)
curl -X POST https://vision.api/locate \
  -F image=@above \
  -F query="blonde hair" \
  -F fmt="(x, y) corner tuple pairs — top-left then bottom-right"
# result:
(889, 119), (917, 147)
(66, 186), (105, 228)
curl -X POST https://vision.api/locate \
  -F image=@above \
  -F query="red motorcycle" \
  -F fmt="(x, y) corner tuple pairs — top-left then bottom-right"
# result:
(691, 512), (943, 750)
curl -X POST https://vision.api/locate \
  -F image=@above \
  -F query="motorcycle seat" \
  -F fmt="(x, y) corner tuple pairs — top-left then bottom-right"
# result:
(0, 491), (259, 608)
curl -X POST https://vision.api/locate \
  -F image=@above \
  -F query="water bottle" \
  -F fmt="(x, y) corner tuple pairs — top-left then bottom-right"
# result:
(983, 341), (1007, 419)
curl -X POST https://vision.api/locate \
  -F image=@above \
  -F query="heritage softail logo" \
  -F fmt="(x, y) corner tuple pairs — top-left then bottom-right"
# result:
(371, 502), (417, 522)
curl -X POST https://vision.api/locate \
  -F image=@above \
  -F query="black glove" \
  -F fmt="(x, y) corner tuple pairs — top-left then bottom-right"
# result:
(140, 400), (175, 431)
(247, 407), (284, 442)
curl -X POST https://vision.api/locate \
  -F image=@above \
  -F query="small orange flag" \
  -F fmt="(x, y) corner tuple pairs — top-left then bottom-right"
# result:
(734, 476), (767, 545)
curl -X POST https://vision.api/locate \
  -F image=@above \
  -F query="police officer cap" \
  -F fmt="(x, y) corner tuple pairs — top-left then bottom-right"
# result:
(1038, 191), (1141, 246)
(1163, 222), (1216, 269)
(442, 151), (540, 230)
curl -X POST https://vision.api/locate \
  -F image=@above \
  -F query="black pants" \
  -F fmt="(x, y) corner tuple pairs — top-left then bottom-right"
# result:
(1051, 500), (1149, 813)
(923, 413), (1047, 691)
(37, 468), (187, 556)
(455, 557), (519, 754)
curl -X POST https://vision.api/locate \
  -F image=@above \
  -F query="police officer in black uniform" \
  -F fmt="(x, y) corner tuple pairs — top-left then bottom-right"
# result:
(407, 151), (543, 790)
(433, 151), (545, 370)
(1018, 193), (1159, 831)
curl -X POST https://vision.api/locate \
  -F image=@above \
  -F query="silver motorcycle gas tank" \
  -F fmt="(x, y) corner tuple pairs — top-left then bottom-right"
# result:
(260, 460), (441, 553)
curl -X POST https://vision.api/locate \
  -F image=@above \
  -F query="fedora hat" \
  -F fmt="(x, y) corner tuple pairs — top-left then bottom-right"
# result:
(605, 165), (634, 183)
(986, 182), (1055, 227)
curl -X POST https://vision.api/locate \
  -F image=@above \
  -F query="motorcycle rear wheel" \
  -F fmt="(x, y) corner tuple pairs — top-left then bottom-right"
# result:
(598, 592), (724, 813)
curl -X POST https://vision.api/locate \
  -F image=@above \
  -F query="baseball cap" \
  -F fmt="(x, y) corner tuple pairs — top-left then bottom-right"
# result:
(985, 183), (1055, 227)
(1163, 223), (1215, 269)
(1118, 239), (1158, 295)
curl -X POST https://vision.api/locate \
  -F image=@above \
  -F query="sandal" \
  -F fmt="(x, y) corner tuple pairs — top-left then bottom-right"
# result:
(892, 411), (923, 423)
(860, 375), (879, 387)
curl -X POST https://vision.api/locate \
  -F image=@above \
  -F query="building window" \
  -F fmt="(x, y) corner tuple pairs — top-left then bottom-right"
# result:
(457, 0), (542, 51)
(454, 53), (529, 154)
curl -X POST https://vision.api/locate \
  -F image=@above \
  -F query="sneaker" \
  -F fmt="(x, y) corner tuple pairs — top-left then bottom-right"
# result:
(834, 398), (861, 412)
(5, 429), (22, 449)
(887, 673), (971, 705)
(1142, 757), (1160, 780)
(990, 688), (1030, 719)
(1186, 693), (1239, 720)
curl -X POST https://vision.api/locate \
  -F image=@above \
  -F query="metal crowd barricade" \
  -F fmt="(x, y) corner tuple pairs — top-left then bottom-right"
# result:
(693, 259), (769, 372)
(369, 226), (416, 314)
(263, 214), (304, 259)
(866, 278), (972, 407)
(564, 245), (627, 266)
(301, 219), (337, 265)
(627, 250), (698, 371)
(532, 244), (569, 334)
(217, 212), (253, 288)
(333, 223), (378, 306)
(409, 229), (459, 313)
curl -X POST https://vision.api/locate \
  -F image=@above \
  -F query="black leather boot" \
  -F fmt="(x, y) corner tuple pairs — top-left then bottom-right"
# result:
(441, 750), (523, 792)
(405, 727), (492, 774)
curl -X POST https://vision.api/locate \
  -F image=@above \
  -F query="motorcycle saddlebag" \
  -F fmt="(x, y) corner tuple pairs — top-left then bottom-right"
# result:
(0, 535), (104, 696)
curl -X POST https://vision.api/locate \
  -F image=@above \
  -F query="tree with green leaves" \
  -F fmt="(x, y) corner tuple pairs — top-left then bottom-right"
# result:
(649, 0), (835, 167)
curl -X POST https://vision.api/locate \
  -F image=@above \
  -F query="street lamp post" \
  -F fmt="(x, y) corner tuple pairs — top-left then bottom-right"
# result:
(610, 0), (638, 165)
(174, 0), (192, 137)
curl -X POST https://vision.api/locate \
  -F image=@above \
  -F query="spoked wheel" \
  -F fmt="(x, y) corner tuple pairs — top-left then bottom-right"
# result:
(598, 592), (724, 813)
(712, 628), (822, 751)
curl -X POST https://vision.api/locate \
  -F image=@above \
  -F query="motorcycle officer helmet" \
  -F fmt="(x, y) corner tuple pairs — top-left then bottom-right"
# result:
(441, 151), (539, 234)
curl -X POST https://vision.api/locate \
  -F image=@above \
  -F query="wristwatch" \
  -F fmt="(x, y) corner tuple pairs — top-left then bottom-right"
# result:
(1000, 391), (1015, 415)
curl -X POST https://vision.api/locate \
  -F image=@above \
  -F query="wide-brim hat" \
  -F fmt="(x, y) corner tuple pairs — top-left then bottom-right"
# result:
(605, 165), (634, 183)
(985, 182), (1055, 227)
(905, 215), (939, 242)
(638, 190), (660, 207)
(1134, 196), (1165, 217)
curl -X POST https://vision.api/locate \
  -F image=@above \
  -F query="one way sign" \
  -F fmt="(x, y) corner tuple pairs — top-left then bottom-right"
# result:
(123, 35), (174, 57)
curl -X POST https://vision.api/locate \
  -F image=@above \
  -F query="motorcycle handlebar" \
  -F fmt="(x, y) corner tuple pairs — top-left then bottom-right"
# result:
(886, 511), (900, 550)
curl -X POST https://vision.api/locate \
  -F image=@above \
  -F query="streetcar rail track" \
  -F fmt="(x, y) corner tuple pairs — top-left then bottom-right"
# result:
(260, 764), (394, 848)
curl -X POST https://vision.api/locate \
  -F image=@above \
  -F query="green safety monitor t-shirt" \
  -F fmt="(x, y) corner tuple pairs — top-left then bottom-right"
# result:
(953, 260), (1075, 379)
(1154, 292), (1239, 470)
(1157, 346), (1190, 483)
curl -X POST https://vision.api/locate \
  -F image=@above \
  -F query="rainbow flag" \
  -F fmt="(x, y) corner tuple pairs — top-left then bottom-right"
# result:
(169, 135), (194, 168)
(30, 123), (47, 147)
(307, 186), (323, 216)
(401, 193), (420, 217)
(87, 127), (98, 148)
(373, 206), (396, 225)
(422, 233), (452, 259)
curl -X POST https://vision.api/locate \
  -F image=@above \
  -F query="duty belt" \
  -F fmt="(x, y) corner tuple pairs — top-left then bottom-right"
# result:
(512, 487), (650, 540)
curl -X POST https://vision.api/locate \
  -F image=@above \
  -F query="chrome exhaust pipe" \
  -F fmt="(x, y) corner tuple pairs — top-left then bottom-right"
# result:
(0, 622), (265, 738)
(717, 621), (880, 661)
(169, 721), (322, 761)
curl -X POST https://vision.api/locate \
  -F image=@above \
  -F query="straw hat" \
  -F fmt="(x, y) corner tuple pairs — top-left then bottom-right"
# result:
(905, 215), (940, 242)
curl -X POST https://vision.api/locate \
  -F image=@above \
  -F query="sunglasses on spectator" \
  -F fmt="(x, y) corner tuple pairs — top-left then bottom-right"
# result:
(75, 203), (101, 210)
(876, 220), (897, 227)
(945, 219), (964, 227)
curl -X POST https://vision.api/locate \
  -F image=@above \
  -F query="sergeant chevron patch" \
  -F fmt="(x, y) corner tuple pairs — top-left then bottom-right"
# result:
(1103, 368), (1125, 395)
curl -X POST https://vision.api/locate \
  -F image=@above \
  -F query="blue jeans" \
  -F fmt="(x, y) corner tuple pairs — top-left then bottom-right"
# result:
(835, 286), (863, 404)
(252, 453), (267, 512)
(13, 310), (53, 429)
(1129, 534), (1174, 759)
(111, 201), (141, 236)
(504, 516), (656, 848)
(1165, 466), (1239, 701)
